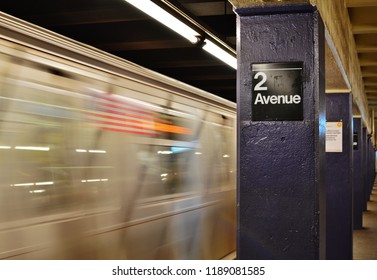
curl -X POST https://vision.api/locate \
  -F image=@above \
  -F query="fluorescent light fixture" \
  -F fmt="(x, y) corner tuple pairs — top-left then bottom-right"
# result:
(30, 190), (46, 194)
(202, 39), (237, 69)
(13, 183), (34, 187)
(89, 150), (107, 154)
(157, 150), (173, 155)
(82, 178), (109, 183)
(36, 181), (54, 186)
(0, 146), (11, 149)
(12, 181), (54, 187)
(124, 0), (200, 43)
(76, 149), (106, 154)
(15, 146), (50, 151)
(87, 179), (101, 182)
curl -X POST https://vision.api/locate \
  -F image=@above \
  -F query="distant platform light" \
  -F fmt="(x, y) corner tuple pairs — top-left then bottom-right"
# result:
(157, 150), (173, 155)
(0, 146), (11, 149)
(15, 146), (50, 151)
(89, 150), (107, 154)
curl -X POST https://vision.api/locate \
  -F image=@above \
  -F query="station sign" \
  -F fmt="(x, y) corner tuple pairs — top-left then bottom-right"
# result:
(251, 62), (303, 121)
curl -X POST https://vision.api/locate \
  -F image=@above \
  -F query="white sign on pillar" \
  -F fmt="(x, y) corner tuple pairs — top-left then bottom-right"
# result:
(326, 122), (343, 152)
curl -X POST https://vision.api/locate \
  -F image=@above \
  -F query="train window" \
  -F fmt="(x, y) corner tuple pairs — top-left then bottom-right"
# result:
(135, 144), (201, 199)
(195, 115), (236, 192)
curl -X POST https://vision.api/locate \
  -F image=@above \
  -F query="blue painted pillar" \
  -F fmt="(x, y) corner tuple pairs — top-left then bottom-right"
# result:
(369, 139), (375, 196)
(236, 5), (326, 259)
(368, 140), (374, 195)
(353, 117), (363, 229)
(372, 146), (376, 187)
(325, 93), (353, 259)
(371, 147), (376, 188)
(362, 127), (368, 211)
(368, 140), (372, 197)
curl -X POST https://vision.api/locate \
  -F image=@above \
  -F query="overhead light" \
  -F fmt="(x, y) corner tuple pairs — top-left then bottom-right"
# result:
(202, 39), (237, 70)
(157, 150), (173, 154)
(89, 149), (107, 153)
(30, 190), (46, 194)
(12, 183), (34, 187)
(11, 181), (54, 187)
(0, 146), (11, 149)
(35, 181), (54, 186)
(124, 0), (200, 44)
(81, 178), (109, 183)
(124, 0), (237, 70)
(15, 146), (50, 151)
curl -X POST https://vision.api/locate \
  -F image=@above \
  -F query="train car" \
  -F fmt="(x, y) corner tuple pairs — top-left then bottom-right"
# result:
(0, 12), (236, 259)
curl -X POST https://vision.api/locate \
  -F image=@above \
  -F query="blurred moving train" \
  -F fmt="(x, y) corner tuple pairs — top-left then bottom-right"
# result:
(0, 12), (236, 259)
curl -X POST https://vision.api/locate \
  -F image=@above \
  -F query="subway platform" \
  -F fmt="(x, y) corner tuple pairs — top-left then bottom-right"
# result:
(354, 183), (377, 260)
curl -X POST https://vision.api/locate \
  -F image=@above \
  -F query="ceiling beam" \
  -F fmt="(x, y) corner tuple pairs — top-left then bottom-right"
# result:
(95, 40), (192, 51)
(346, 0), (377, 7)
(362, 72), (377, 77)
(173, 73), (235, 81)
(364, 82), (377, 86)
(358, 46), (377, 53)
(364, 77), (377, 83)
(148, 59), (225, 68)
(359, 54), (377, 66)
(353, 25), (377, 35)
(183, 2), (234, 16)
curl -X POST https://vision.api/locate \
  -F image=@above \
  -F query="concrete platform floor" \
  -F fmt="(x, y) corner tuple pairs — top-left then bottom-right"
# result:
(353, 184), (377, 260)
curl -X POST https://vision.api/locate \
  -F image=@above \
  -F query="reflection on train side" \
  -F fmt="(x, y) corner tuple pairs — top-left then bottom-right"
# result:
(0, 27), (236, 259)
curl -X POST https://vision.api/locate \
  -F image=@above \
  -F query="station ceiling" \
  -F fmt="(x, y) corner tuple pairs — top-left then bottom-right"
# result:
(347, 0), (377, 113)
(0, 0), (237, 102)
(0, 0), (376, 110)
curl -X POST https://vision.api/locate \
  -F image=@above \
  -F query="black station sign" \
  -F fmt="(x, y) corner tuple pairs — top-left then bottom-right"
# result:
(251, 62), (303, 121)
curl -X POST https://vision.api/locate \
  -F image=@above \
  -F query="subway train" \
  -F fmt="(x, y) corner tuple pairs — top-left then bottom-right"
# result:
(0, 12), (236, 259)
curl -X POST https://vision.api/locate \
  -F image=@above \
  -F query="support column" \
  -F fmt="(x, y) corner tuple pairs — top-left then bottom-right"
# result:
(325, 93), (353, 259)
(353, 117), (363, 229)
(363, 127), (368, 211)
(368, 140), (372, 197)
(369, 139), (374, 196)
(235, 4), (326, 259)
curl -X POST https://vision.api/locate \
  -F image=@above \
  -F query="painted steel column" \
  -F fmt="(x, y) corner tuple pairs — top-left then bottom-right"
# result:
(363, 127), (368, 211)
(353, 117), (363, 229)
(372, 147), (376, 185)
(368, 140), (372, 197)
(236, 5), (326, 259)
(369, 140), (375, 196)
(325, 93), (353, 259)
